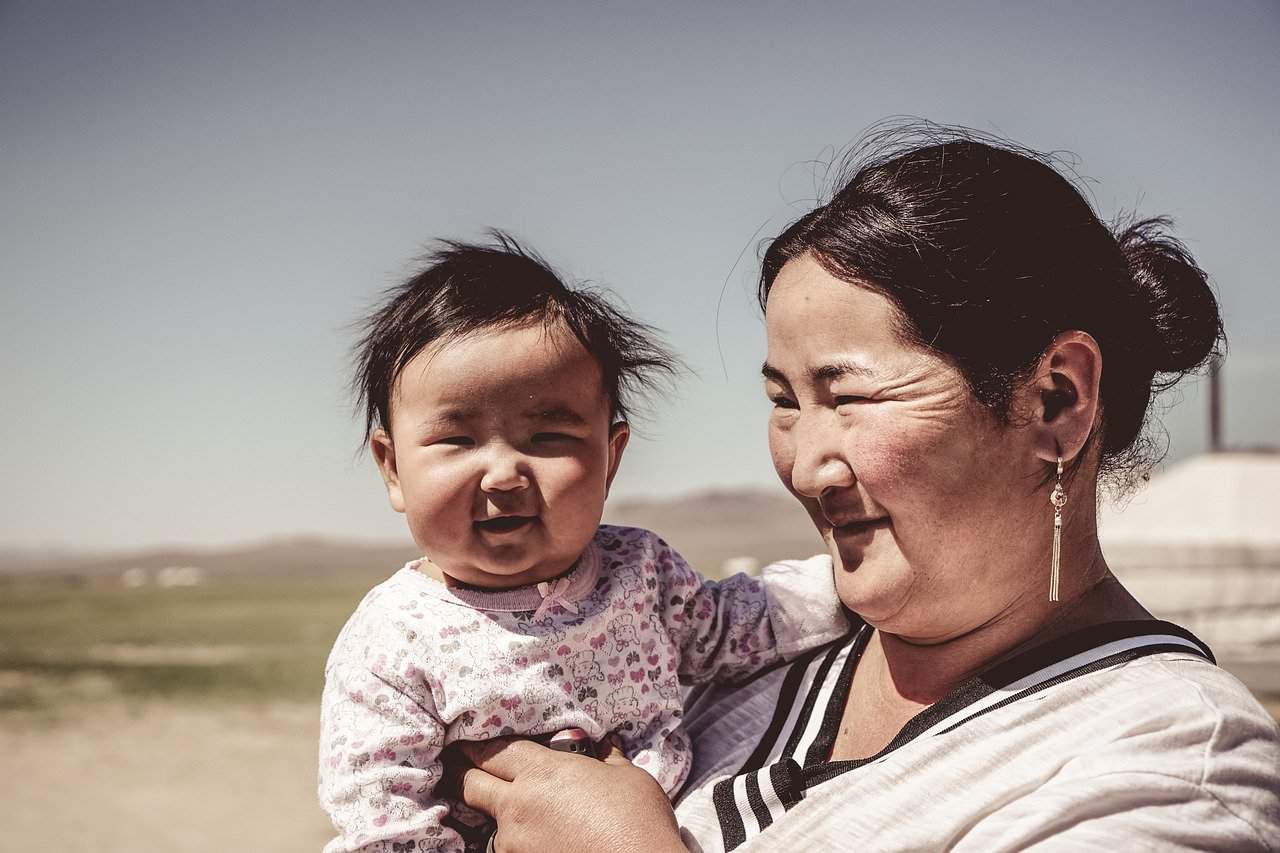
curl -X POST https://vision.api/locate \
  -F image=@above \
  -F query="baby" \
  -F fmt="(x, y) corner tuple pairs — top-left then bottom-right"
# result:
(318, 234), (846, 852)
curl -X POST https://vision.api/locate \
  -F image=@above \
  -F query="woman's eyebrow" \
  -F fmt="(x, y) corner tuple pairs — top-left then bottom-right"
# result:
(762, 360), (875, 383)
(761, 362), (787, 384)
(809, 359), (875, 381)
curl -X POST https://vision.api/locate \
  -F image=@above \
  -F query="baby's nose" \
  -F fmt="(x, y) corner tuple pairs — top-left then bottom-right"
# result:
(479, 449), (530, 492)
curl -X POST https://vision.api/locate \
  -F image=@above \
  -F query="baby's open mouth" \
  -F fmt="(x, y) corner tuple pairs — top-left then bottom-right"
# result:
(474, 516), (536, 534)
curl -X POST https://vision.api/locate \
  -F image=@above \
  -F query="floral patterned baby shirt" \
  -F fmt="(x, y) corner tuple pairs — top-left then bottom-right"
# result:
(318, 525), (845, 852)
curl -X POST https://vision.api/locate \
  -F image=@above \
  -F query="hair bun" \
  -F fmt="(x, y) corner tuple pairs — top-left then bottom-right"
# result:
(1115, 216), (1224, 374)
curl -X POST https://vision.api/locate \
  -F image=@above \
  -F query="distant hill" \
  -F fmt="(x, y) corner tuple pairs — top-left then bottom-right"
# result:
(0, 547), (89, 573)
(0, 489), (825, 584)
(0, 537), (422, 584)
(603, 488), (824, 575)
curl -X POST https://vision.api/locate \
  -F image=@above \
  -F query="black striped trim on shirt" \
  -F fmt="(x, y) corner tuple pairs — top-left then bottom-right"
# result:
(713, 620), (1214, 850)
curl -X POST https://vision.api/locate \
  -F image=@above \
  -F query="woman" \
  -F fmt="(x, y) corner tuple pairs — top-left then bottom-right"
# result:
(453, 130), (1280, 851)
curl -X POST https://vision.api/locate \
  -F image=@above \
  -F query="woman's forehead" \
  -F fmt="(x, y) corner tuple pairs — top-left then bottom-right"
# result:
(765, 258), (911, 369)
(767, 256), (897, 321)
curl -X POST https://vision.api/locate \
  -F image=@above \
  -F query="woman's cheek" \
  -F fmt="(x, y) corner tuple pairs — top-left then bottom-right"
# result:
(766, 423), (793, 487)
(768, 420), (788, 471)
(847, 421), (928, 500)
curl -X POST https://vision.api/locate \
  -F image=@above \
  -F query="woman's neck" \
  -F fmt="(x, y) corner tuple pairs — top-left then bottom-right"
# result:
(831, 559), (1150, 762)
(871, 549), (1149, 705)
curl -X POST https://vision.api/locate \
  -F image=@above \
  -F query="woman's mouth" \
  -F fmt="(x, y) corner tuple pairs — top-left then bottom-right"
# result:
(474, 516), (537, 535)
(830, 517), (889, 537)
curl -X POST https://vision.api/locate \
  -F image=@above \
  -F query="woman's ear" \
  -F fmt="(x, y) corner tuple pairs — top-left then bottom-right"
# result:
(370, 428), (406, 513)
(1024, 331), (1103, 465)
(604, 422), (631, 494)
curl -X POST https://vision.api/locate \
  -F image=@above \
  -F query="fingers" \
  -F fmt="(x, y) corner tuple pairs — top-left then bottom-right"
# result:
(598, 733), (632, 767)
(456, 763), (510, 818)
(454, 736), (554, 782)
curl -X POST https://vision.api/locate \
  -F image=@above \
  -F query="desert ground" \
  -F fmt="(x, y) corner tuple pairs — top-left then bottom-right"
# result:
(0, 699), (332, 852)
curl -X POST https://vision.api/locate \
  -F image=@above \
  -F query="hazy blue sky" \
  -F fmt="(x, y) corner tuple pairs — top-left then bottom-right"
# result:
(3, 1), (1278, 551)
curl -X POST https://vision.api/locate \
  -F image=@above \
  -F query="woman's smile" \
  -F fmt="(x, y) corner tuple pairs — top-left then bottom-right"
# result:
(829, 517), (890, 537)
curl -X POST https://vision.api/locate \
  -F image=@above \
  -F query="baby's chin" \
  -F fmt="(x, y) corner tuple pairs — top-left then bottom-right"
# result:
(433, 556), (577, 591)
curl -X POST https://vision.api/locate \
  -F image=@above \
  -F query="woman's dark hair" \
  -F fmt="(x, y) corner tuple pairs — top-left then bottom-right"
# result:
(760, 124), (1224, 483)
(354, 231), (677, 444)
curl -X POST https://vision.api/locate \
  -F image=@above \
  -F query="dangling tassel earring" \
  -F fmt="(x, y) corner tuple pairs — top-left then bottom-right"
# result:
(1049, 455), (1067, 602)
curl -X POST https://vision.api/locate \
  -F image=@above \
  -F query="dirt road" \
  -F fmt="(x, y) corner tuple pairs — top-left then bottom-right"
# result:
(0, 702), (333, 853)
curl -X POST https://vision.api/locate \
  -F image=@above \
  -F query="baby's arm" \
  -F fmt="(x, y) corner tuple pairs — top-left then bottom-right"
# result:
(318, 659), (460, 853)
(639, 531), (847, 684)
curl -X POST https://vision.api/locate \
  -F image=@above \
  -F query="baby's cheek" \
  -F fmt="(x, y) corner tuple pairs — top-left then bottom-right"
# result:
(550, 453), (607, 490)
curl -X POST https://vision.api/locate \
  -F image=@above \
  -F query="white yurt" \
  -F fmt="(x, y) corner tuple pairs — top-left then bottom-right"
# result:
(1098, 452), (1280, 664)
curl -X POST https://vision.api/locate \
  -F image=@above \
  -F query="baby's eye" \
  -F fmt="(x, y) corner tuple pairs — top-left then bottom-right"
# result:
(532, 432), (577, 443)
(436, 436), (474, 447)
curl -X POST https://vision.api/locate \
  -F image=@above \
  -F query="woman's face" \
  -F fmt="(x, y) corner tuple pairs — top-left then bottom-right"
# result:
(764, 254), (1045, 641)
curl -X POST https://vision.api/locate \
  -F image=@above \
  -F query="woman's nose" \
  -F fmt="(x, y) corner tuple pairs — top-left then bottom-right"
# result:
(479, 447), (530, 493)
(788, 414), (854, 498)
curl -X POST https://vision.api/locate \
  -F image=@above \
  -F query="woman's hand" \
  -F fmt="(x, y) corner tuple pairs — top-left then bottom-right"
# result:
(449, 736), (687, 853)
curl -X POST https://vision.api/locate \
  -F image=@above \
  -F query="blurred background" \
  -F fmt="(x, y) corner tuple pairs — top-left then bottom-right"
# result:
(2, 2), (1277, 850)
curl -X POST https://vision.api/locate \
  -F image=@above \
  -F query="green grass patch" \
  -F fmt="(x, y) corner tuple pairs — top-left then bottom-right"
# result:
(0, 577), (376, 712)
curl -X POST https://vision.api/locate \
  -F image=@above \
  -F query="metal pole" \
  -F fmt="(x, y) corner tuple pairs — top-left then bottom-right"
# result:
(1209, 357), (1223, 453)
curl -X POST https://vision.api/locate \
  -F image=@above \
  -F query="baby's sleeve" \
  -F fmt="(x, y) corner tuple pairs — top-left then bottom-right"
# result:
(318, 654), (461, 852)
(649, 534), (847, 684)
(755, 554), (849, 659)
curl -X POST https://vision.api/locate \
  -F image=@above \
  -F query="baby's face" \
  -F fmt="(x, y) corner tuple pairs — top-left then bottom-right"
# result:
(373, 321), (628, 589)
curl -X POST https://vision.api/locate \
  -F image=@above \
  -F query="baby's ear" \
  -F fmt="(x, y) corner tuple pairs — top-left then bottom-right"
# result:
(370, 428), (406, 513)
(604, 422), (630, 492)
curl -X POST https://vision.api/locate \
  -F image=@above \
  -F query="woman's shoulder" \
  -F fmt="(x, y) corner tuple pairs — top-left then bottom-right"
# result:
(955, 653), (1280, 850)
(1075, 648), (1275, 728)
(969, 617), (1280, 791)
(1072, 651), (1280, 779)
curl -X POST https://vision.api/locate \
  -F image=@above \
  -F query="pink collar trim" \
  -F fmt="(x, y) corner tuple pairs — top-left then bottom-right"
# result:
(402, 543), (602, 614)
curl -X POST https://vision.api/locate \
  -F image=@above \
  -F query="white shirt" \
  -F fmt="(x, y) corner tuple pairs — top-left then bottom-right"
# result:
(675, 620), (1280, 852)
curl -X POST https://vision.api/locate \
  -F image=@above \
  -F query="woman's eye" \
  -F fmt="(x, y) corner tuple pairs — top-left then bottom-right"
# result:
(835, 395), (868, 406)
(437, 436), (474, 446)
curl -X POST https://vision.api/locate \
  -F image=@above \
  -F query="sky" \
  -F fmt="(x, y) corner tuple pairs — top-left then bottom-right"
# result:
(2, 1), (1278, 552)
